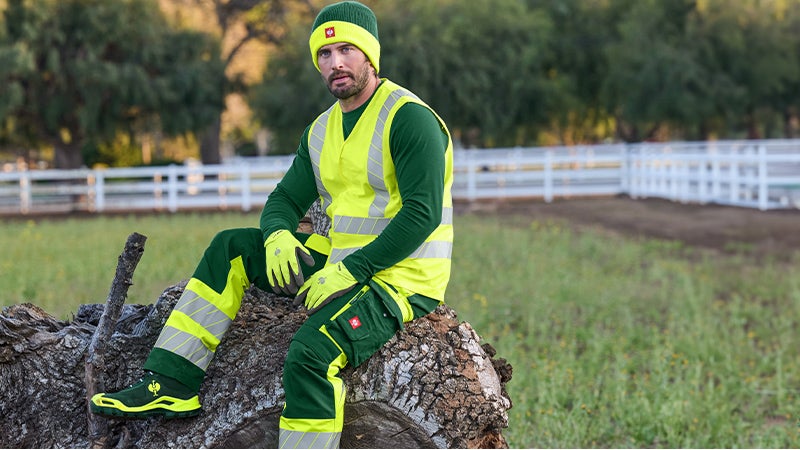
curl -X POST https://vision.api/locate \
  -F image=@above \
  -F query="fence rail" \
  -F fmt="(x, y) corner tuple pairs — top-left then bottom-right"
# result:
(1, 140), (799, 215)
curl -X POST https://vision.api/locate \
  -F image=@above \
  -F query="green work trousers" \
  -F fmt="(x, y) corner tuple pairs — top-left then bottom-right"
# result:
(142, 227), (438, 446)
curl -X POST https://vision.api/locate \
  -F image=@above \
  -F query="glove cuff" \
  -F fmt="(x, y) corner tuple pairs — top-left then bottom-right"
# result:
(336, 261), (358, 284)
(264, 229), (288, 248)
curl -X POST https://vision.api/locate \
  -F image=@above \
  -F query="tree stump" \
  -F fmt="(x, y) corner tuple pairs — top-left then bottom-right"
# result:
(0, 283), (512, 448)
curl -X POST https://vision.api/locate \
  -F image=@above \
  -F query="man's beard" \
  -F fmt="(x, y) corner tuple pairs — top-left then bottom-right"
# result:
(326, 64), (372, 100)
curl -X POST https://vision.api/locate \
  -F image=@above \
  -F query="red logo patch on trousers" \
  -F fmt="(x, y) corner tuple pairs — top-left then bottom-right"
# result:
(349, 316), (361, 329)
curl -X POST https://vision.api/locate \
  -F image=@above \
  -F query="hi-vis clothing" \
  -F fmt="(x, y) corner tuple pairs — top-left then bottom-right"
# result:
(308, 79), (454, 301)
(143, 80), (453, 449)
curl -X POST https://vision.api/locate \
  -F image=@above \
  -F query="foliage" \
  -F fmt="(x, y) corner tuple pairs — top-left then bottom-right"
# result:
(4, 0), (800, 165)
(249, 0), (800, 147)
(376, 0), (556, 148)
(688, 0), (800, 139)
(172, 0), (316, 164)
(248, 11), (331, 155)
(1, 211), (799, 447)
(602, 0), (707, 141)
(250, 0), (558, 150)
(0, 0), (226, 168)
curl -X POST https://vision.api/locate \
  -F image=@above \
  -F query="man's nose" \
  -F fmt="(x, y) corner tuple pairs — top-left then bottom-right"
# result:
(329, 51), (344, 68)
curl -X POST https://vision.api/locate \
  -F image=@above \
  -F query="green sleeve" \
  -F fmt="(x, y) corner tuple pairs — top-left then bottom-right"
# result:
(342, 103), (449, 283)
(259, 126), (319, 242)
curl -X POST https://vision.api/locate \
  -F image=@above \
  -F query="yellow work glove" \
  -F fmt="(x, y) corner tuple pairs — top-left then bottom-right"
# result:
(294, 262), (358, 314)
(264, 230), (315, 296)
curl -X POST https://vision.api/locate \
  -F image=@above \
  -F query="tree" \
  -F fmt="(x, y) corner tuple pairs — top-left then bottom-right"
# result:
(0, 0), (226, 169)
(534, 0), (626, 145)
(250, 0), (558, 150)
(601, 0), (709, 141)
(688, 0), (800, 139)
(378, 0), (557, 148)
(0, 14), (31, 128)
(166, 0), (316, 163)
(247, 2), (330, 154)
(196, 0), (800, 149)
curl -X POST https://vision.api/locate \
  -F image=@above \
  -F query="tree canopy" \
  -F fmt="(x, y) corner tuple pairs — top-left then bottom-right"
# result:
(3, 0), (800, 165)
(249, 0), (800, 153)
(0, 0), (226, 168)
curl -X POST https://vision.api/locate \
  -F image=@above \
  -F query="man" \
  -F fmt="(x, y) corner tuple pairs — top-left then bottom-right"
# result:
(90, 1), (454, 448)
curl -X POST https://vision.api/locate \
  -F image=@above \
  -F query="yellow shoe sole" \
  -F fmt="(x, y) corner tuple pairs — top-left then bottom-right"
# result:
(90, 393), (202, 419)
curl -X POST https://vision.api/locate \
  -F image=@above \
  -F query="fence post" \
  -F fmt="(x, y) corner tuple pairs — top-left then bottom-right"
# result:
(241, 164), (251, 212)
(20, 171), (31, 214)
(620, 144), (630, 196)
(679, 157), (687, 203)
(631, 146), (642, 198)
(729, 147), (739, 204)
(466, 151), (477, 202)
(94, 170), (105, 212)
(168, 165), (178, 213)
(758, 145), (768, 210)
(669, 151), (678, 201)
(651, 148), (660, 196)
(544, 150), (553, 203)
(711, 147), (720, 199)
(698, 153), (707, 203)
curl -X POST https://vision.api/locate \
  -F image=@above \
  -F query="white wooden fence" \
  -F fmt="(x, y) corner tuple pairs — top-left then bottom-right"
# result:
(1, 140), (799, 215)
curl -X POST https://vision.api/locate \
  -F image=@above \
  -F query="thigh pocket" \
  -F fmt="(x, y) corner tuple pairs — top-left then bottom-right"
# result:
(325, 287), (400, 368)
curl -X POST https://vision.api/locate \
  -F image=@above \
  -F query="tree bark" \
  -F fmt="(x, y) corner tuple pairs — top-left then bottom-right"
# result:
(199, 118), (223, 166)
(53, 138), (85, 169)
(0, 285), (512, 448)
(85, 232), (147, 448)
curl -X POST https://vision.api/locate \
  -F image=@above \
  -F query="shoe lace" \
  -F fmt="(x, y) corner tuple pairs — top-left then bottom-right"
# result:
(127, 370), (155, 388)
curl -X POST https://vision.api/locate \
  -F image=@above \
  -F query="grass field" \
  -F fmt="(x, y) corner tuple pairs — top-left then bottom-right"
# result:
(2, 211), (799, 447)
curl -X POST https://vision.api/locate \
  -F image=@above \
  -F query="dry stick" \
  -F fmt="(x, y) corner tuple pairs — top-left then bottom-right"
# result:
(84, 232), (148, 449)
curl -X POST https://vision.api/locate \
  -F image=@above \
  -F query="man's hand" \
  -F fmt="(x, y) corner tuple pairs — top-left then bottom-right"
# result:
(264, 230), (315, 295)
(294, 262), (357, 314)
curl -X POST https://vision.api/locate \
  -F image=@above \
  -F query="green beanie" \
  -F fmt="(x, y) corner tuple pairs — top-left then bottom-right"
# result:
(309, 1), (380, 73)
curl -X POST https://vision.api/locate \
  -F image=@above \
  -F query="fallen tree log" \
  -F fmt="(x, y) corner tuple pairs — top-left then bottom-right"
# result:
(0, 241), (513, 448)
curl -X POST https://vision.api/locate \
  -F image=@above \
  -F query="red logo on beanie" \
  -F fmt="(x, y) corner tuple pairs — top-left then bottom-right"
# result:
(349, 316), (361, 329)
(325, 27), (335, 38)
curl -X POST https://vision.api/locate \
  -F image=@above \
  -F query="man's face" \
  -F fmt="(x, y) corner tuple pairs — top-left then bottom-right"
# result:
(317, 42), (373, 100)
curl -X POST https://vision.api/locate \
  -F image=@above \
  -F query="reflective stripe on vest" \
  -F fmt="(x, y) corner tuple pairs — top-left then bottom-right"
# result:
(308, 86), (420, 217)
(308, 83), (447, 258)
(328, 207), (454, 263)
(332, 207), (453, 235)
(329, 239), (452, 264)
(307, 80), (453, 300)
(308, 107), (334, 210)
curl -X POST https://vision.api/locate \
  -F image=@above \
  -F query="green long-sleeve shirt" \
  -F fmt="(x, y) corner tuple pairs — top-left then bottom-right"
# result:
(260, 84), (449, 284)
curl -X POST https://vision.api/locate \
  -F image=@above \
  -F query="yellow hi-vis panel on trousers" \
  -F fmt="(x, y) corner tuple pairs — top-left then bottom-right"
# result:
(153, 256), (249, 372)
(307, 79), (454, 301)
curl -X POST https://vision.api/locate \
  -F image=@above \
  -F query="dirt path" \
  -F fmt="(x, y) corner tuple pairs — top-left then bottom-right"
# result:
(456, 196), (800, 260)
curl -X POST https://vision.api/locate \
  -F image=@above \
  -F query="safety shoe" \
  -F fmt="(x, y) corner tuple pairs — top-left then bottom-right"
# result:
(90, 371), (201, 419)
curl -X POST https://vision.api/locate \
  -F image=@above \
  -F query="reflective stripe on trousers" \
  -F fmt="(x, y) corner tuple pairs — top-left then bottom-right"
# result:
(279, 430), (341, 449)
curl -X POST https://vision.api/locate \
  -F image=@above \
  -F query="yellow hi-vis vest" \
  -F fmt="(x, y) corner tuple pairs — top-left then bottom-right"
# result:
(307, 79), (454, 301)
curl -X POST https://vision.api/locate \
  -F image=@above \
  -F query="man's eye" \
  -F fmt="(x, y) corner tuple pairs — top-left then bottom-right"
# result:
(319, 50), (330, 58)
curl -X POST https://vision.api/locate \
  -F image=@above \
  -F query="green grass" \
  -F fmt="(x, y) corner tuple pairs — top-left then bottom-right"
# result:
(447, 213), (800, 448)
(2, 211), (799, 447)
(0, 212), (261, 318)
